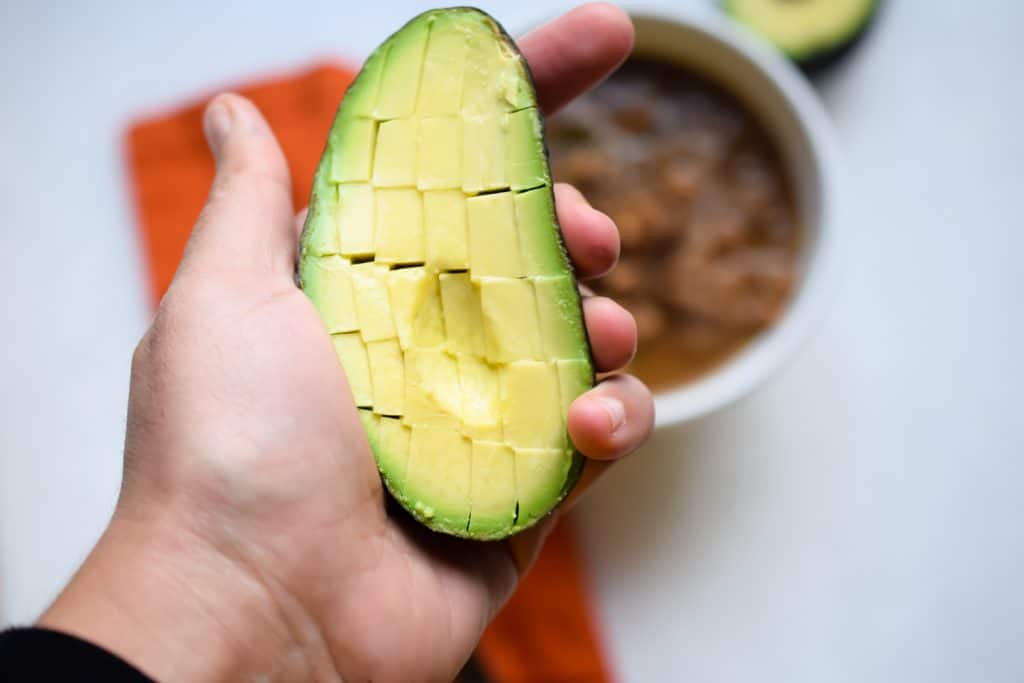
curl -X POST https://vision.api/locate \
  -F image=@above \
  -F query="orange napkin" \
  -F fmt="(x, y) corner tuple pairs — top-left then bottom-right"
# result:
(125, 63), (612, 682)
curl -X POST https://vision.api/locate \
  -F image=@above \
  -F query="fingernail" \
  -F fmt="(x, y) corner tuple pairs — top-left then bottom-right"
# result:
(597, 396), (625, 432)
(203, 100), (233, 158)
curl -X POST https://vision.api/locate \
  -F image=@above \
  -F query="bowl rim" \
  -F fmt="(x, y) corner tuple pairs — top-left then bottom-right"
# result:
(620, 11), (845, 428)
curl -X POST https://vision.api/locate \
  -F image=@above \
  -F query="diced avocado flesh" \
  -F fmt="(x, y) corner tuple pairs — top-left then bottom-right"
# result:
(299, 8), (593, 539)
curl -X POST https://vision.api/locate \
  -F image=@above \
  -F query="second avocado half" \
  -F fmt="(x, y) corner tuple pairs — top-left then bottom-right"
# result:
(299, 8), (593, 540)
(724, 0), (878, 67)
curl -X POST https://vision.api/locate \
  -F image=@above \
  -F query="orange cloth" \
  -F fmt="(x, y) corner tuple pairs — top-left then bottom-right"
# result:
(477, 521), (612, 682)
(125, 63), (612, 682)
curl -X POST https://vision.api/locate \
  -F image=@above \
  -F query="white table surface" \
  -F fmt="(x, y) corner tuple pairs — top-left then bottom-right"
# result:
(2, 1), (1021, 681)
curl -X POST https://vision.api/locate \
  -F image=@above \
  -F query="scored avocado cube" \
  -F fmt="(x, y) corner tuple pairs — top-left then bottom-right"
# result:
(461, 18), (531, 115)
(469, 441), (516, 537)
(387, 267), (444, 350)
(411, 277), (445, 348)
(439, 273), (485, 356)
(405, 425), (472, 529)
(556, 358), (592, 414)
(386, 266), (426, 348)
(514, 448), (572, 529)
(372, 119), (417, 188)
(403, 348), (461, 428)
(331, 333), (372, 407)
(417, 117), (462, 190)
(457, 354), (502, 440)
(336, 44), (387, 119)
(374, 19), (429, 119)
(336, 184), (375, 257)
(358, 410), (381, 456)
(556, 358), (592, 449)
(462, 114), (508, 193)
(301, 256), (358, 334)
(350, 262), (396, 341)
(423, 190), (469, 271)
(377, 416), (412, 490)
(479, 277), (541, 362)
(467, 192), (523, 278)
(460, 21), (504, 115)
(359, 408), (380, 432)
(329, 118), (377, 184)
(374, 188), (424, 265)
(501, 361), (563, 450)
(367, 339), (405, 416)
(514, 188), (566, 277)
(417, 14), (467, 116)
(507, 107), (548, 191)
(533, 276), (588, 360)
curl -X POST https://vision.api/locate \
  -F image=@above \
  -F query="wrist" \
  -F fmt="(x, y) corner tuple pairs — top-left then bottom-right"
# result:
(38, 507), (335, 681)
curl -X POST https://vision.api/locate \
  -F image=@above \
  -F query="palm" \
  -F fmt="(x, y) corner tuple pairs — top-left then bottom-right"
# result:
(122, 266), (489, 679)
(328, 512), (513, 682)
(206, 279), (504, 681)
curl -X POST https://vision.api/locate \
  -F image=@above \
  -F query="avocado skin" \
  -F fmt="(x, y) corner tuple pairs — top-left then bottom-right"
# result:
(797, 2), (882, 74)
(298, 7), (594, 540)
(723, 0), (881, 70)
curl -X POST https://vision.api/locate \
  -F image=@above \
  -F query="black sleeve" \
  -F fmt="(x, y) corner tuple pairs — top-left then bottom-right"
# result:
(0, 627), (153, 682)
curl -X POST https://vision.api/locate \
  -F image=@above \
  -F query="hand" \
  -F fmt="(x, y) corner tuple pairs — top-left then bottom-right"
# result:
(40, 4), (652, 681)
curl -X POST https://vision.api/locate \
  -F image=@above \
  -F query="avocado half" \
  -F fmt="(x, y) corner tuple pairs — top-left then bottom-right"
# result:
(298, 8), (593, 540)
(724, 0), (879, 67)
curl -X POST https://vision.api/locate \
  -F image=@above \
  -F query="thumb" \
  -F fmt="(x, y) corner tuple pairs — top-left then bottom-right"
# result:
(180, 93), (296, 279)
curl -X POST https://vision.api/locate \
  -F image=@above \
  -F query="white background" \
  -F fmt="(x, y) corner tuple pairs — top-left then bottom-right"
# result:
(1, 1), (1021, 681)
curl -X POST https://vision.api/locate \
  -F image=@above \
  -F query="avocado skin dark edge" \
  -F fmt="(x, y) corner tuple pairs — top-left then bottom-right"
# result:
(720, 0), (882, 73)
(798, 0), (883, 74)
(297, 7), (596, 539)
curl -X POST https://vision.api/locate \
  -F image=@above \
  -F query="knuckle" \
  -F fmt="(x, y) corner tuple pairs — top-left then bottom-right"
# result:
(203, 166), (293, 221)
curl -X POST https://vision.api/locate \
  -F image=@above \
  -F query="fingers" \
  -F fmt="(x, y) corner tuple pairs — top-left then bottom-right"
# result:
(583, 297), (636, 371)
(519, 3), (634, 114)
(568, 373), (654, 460)
(180, 94), (295, 279)
(555, 184), (619, 280)
(504, 514), (560, 578)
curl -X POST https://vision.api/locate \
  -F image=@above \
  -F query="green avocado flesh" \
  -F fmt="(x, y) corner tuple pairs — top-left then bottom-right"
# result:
(299, 8), (593, 540)
(725, 0), (876, 62)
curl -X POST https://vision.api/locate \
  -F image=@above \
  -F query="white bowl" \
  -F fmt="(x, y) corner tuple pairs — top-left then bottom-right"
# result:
(623, 12), (844, 428)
